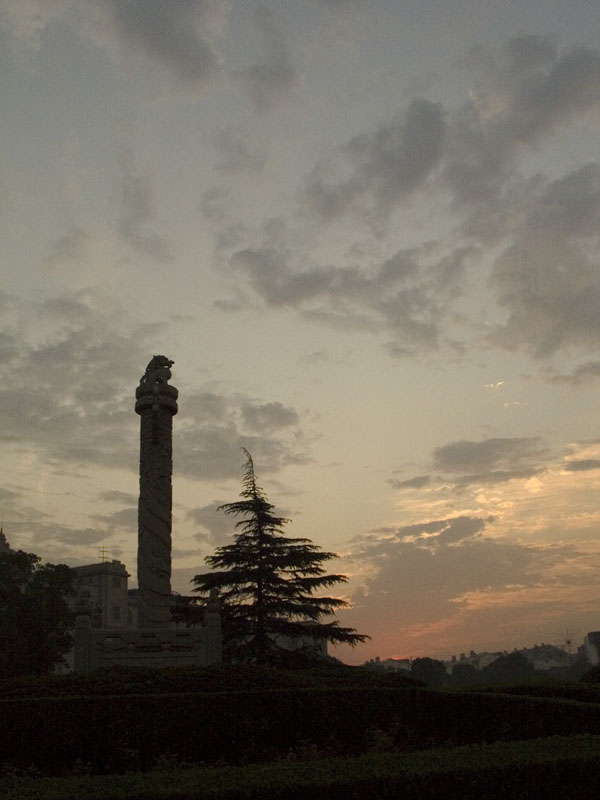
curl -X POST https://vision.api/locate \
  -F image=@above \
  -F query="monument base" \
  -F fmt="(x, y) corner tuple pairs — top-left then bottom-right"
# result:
(74, 609), (221, 672)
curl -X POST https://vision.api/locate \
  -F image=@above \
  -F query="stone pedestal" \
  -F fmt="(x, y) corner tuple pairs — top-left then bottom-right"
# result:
(72, 616), (222, 672)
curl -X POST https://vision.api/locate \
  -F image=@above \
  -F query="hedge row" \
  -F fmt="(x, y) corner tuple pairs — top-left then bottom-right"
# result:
(2, 735), (600, 799)
(3, 687), (600, 775)
(472, 681), (600, 704)
(0, 664), (420, 698)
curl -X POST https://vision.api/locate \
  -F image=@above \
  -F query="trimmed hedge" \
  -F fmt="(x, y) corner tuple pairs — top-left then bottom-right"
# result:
(2, 735), (600, 799)
(473, 681), (600, 703)
(3, 686), (600, 775)
(0, 664), (420, 698)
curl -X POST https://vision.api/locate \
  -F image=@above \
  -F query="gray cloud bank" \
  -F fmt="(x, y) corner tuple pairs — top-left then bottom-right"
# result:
(213, 35), (600, 368)
(0, 290), (307, 479)
(0, 289), (308, 554)
(1, 1), (300, 110)
(101, 0), (298, 110)
(389, 434), (561, 497)
(305, 98), (445, 221)
(8, 6), (600, 369)
(102, 0), (227, 89)
(565, 459), (600, 472)
(231, 5), (299, 112)
(344, 512), (579, 653)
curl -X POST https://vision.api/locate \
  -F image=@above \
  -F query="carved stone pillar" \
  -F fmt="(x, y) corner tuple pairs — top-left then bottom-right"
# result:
(135, 356), (178, 628)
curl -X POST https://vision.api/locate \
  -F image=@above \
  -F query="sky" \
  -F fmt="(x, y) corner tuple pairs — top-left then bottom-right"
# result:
(2, 0), (600, 665)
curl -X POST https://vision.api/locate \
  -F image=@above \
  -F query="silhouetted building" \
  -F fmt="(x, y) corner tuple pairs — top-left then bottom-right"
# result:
(71, 560), (130, 629)
(584, 631), (600, 666)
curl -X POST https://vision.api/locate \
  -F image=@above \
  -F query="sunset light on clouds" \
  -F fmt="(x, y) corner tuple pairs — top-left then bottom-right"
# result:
(2, 0), (600, 663)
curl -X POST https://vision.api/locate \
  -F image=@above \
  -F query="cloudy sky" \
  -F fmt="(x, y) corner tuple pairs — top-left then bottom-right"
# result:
(2, 0), (600, 664)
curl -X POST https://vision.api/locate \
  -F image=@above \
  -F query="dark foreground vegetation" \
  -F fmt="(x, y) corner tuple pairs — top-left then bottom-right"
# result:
(1, 664), (600, 799)
(3, 736), (600, 800)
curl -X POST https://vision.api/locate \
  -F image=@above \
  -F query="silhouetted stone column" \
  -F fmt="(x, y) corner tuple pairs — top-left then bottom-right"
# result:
(135, 356), (178, 628)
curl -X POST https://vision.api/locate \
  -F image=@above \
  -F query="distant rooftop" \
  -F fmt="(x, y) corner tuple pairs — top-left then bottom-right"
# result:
(72, 560), (129, 576)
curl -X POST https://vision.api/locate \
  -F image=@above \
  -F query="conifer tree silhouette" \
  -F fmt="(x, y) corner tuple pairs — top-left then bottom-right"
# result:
(192, 449), (367, 663)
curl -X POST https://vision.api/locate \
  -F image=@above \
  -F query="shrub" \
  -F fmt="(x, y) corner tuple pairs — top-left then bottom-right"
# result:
(2, 735), (600, 799)
(581, 665), (600, 684)
(0, 663), (420, 699)
(3, 686), (600, 775)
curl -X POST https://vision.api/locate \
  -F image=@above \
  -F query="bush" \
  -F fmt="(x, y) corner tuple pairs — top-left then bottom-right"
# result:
(580, 665), (600, 684)
(0, 663), (420, 699)
(475, 681), (600, 704)
(3, 684), (600, 775)
(2, 735), (600, 799)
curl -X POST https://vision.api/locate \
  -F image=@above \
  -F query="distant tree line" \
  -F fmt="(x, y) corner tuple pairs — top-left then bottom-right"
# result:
(366, 651), (589, 687)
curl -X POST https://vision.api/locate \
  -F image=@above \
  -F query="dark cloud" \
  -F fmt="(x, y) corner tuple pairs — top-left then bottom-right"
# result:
(0, 291), (306, 484)
(298, 350), (335, 365)
(6, 510), (118, 558)
(98, 490), (138, 504)
(44, 227), (91, 269)
(442, 36), (600, 274)
(445, 37), (600, 209)
(305, 98), (445, 221)
(388, 474), (430, 490)
(365, 515), (492, 550)
(234, 61), (298, 113)
(432, 516), (494, 545)
(316, 0), (364, 6)
(1, 286), (309, 486)
(171, 565), (206, 594)
(174, 423), (308, 482)
(565, 459), (600, 472)
(342, 516), (577, 652)
(0, 310), (308, 485)
(230, 246), (341, 309)
(231, 6), (299, 112)
(452, 467), (543, 487)
(163, 384), (308, 482)
(0, 291), (149, 472)
(0, 487), (20, 503)
(103, 0), (225, 89)
(350, 521), (546, 626)
(214, 129), (267, 174)
(186, 501), (232, 545)
(228, 237), (475, 355)
(528, 164), (600, 238)
(91, 507), (138, 531)
(241, 401), (299, 432)
(39, 527), (110, 548)
(550, 361), (600, 385)
(433, 437), (547, 474)
(485, 164), (600, 357)
(117, 150), (171, 262)
(491, 38), (600, 144)
(0, 291), (14, 313)
(209, 35), (600, 362)
(0, 290), (311, 563)
(417, 437), (553, 489)
(0, 329), (19, 363)
(183, 391), (229, 422)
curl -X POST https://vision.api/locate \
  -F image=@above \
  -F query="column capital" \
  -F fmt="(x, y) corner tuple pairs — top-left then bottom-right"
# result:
(135, 355), (178, 415)
(135, 382), (178, 415)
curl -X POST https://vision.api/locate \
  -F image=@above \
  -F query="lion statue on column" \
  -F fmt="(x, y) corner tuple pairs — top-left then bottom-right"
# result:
(140, 355), (174, 385)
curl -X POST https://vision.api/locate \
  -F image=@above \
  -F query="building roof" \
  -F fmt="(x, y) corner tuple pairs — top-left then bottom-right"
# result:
(72, 560), (129, 577)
